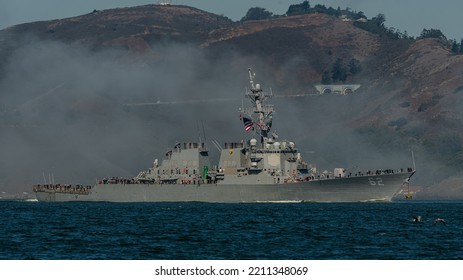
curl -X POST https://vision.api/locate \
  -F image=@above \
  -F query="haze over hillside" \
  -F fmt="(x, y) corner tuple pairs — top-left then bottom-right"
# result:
(1, 3), (463, 199)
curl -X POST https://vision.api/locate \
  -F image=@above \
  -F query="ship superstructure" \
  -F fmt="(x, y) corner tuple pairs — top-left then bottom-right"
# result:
(33, 68), (415, 202)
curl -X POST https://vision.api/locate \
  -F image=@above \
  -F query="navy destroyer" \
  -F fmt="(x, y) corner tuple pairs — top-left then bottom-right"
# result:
(33, 68), (415, 202)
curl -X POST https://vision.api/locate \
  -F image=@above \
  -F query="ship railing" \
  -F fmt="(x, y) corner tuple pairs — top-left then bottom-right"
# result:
(137, 178), (155, 184)
(314, 167), (414, 180)
(33, 184), (92, 195)
(179, 142), (209, 153)
(100, 177), (138, 184)
(224, 142), (244, 149)
(160, 178), (178, 184)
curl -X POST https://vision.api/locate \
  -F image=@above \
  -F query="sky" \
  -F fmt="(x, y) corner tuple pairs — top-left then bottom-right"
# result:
(0, 0), (462, 40)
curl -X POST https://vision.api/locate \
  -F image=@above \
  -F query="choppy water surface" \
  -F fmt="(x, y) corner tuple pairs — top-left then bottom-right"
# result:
(0, 201), (461, 259)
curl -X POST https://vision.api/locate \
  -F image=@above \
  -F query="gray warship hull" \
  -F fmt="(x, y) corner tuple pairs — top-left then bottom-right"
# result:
(34, 171), (413, 202)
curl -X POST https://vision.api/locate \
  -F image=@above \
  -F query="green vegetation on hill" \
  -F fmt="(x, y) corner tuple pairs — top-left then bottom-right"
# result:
(242, 0), (462, 55)
(323, 58), (362, 84)
(240, 7), (273, 21)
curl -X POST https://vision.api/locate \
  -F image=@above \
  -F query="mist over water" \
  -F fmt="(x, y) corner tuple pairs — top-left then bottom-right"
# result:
(0, 38), (418, 194)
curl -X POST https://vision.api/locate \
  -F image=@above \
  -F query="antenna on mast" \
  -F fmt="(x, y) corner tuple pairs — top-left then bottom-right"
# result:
(201, 121), (207, 146)
(242, 67), (274, 145)
(248, 67), (255, 89)
(196, 120), (202, 143)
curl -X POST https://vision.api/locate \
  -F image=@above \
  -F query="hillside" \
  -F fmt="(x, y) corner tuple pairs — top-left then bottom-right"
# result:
(1, 4), (463, 198)
(1, 5), (232, 47)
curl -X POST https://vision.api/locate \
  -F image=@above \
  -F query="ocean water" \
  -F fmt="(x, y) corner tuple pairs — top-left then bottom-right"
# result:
(0, 201), (462, 260)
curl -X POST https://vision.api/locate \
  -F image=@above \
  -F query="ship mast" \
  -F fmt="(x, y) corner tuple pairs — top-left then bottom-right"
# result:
(241, 68), (274, 147)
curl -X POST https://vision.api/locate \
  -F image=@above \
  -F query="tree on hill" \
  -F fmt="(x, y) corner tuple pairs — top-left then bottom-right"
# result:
(371, 13), (386, 27)
(452, 40), (460, 54)
(312, 4), (328, 14)
(241, 7), (273, 21)
(328, 58), (362, 83)
(331, 58), (348, 82)
(452, 39), (463, 55)
(348, 58), (362, 75)
(354, 13), (410, 40)
(353, 11), (366, 20)
(286, 1), (310, 16)
(321, 71), (331, 84)
(418, 28), (447, 40)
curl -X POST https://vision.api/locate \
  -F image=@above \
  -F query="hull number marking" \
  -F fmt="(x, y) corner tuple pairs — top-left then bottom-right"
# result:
(369, 178), (384, 186)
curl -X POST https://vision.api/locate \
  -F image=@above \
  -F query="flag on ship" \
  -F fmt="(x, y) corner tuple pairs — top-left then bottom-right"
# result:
(242, 116), (253, 131)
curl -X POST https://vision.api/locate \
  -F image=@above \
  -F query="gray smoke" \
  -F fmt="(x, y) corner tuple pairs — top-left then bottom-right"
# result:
(0, 38), (264, 193)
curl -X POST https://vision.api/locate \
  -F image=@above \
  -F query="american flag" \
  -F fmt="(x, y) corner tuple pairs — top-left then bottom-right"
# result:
(242, 116), (253, 131)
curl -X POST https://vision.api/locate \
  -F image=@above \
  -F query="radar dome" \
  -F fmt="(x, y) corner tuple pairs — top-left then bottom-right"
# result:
(250, 139), (257, 146)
